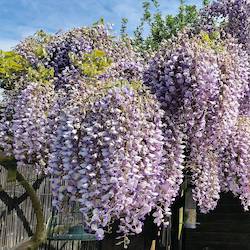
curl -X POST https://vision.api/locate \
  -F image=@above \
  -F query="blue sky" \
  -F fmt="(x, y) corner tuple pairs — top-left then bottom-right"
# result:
(0, 0), (202, 51)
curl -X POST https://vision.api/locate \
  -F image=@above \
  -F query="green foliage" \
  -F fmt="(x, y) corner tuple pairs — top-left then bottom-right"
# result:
(31, 30), (51, 60)
(0, 47), (54, 89)
(34, 44), (48, 59)
(120, 18), (128, 38)
(132, 0), (199, 52)
(199, 31), (224, 52)
(142, 1), (152, 22)
(22, 30), (51, 61)
(104, 80), (144, 92)
(93, 17), (105, 27)
(203, 0), (210, 6)
(69, 49), (112, 77)
(27, 64), (54, 83)
(34, 30), (52, 44)
(0, 50), (29, 89)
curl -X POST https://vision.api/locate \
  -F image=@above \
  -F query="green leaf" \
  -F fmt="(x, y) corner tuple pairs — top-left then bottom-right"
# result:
(203, 0), (210, 6)
(0, 50), (30, 89)
(93, 49), (106, 58)
(34, 45), (47, 59)
(93, 17), (105, 26)
(70, 49), (112, 78)
(27, 64), (54, 83)
(131, 0), (199, 53)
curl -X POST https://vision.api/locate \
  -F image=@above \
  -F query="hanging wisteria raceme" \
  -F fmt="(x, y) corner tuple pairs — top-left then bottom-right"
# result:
(185, 40), (222, 212)
(219, 39), (250, 208)
(240, 91), (250, 117)
(144, 35), (221, 212)
(221, 116), (250, 210)
(239, 67), (250, 117)
(0, 94), (15, 156)
(11, 82), (55, 173)
(209, 39), (249, 202)
(0, 82), (56, 167)
(211, 38), (249, 151)
(143, 32), (249, 212)
(197, 1), (250, 207)
(48, 83), (182, 243)
(156, 118), (185, 217)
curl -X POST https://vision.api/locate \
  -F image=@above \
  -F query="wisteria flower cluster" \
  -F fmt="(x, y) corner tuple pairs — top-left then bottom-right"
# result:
(199, 0), (250, 48)
(16, 25), (143, 89)
(48, 82), (184, 242)
(0, 24), (143, 173)
(143, 32), (249, 212)
(0, 0), (249, 246)
(0, 24), (184, 243)
(12, 82), (55, 172)
(220, 116), (250, 210)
